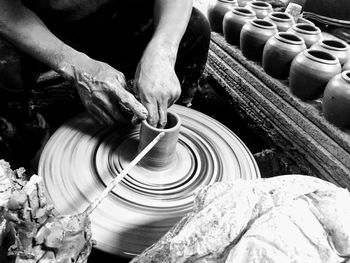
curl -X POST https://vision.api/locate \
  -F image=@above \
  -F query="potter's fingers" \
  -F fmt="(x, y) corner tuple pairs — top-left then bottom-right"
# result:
(92, 93), (127, 124)
(88, 104), (114, 126)
(113, 82), (148, 121)
(143, 101), (159, 127)
(157, 102), (168, 129)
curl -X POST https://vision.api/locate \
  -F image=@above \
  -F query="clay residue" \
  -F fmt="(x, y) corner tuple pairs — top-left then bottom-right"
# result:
(0, 160), (93, 263)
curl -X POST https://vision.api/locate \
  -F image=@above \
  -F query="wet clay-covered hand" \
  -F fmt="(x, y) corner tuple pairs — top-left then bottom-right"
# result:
(134, 43), (181, 128)
(68, 58), (148, 126)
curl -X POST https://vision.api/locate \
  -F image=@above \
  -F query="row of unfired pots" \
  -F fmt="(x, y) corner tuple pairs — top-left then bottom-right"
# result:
(207, 0), (350, 128)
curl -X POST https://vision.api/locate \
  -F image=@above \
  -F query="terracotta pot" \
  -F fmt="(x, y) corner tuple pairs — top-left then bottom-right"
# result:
(263, 32), (306, 79)
(265, 12), (295, 32)
(246, 1), (273, 19)
(240, 19), (278, 61)
(296, 17), (315, 26)
(287, 23), (322, 48)
(311, 39), (350, 66)
(223, 7), (256, 45)
(289, 49), (341, 100)
(343, 59), (350, 71)
(207, 0), (238, 33)
(323, 70), (350, 128)
(237, 0), (252, 7)
(138, 111), (181, 170)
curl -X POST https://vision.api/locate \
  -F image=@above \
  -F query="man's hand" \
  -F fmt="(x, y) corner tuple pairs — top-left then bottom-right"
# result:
(70, 59), (148, 126)
(134, 44), (181, 128)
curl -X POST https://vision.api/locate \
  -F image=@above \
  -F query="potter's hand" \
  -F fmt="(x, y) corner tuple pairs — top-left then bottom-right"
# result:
(134, 45), (181, 128)
(71, 59), (148, 126)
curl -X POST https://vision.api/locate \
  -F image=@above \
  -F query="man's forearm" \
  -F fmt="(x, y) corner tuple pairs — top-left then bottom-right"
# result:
(0, 0), (89, 81)
(151, 0), (193, 60)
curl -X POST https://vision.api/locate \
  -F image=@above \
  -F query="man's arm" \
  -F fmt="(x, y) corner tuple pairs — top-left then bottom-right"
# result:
(133, 0), (193, 128)
(0, 0), (147, 125)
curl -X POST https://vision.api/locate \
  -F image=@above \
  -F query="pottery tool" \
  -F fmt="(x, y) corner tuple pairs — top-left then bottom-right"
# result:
(85, 131), (165, 216)
(39, 105), (260, 257)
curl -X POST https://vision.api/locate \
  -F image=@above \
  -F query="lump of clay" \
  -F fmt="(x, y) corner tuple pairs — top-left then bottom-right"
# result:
(131, 175), (350, 263)
(0, 160), (93, 263)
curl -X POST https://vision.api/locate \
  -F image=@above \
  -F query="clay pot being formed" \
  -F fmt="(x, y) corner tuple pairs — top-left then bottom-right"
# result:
(287, 23), (322, 48)
(237, 0), (252, 7)
(323, 70), (350, 128)
(246, 1), (273, 19)
(223, 7), (256, 46)
(289, 49), (342, 100)
(311, 39), (350, 66)
(240, 19), (278, 61)
(207, 0), (239, 33)
(263, 32), (306, 79)
(265, 12), (295, 32)
(138, 111), (181, 170)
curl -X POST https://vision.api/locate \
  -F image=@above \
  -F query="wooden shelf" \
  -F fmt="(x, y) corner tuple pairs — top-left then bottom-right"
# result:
(207, 32), (350, 188)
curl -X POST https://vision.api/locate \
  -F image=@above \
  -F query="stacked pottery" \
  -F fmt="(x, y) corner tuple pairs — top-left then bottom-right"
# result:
(223, 7), (256, 45)
(263, 32), (306, 79)
(265, 12), (295, 32)
(240, 19), (278, 61)
(323, 70), (350, 128)
(237, 0), (252, 7)
(207, 0), (238, 33)
(289, 49), (341, 100)
(296, 17), (315, 26)
(343, 60), (350, 71)
(246, 1), (273, 19)
(287, 23), (322, 48)
(310, 39), (350, 66)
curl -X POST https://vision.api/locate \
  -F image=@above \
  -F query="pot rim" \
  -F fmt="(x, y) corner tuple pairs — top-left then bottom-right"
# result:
(142, 111), (181, 133)
(293, 23), (321, 35)
(251, 19), (276, 30)
(218, 0), (238, 3)
(248, 1), (272, 9)
(320, 39), (349, 51)
(268, 12), (294, 22)
(297, 17), (315, 26)
(342, 70), (350, 83)
(231, 7), (256, 16)
(304, 49), (339, 65)
(276, 32), (305, 45)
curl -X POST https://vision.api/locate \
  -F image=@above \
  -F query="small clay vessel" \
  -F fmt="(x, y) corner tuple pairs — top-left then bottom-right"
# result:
(265, 12), (295, 32)
(207, 0), (239, 33)
(323, 70), (350, 128)
(289, 49), (342, 100)
(343, 59), (350, 71)
(287, 23), (322, 48)
(296, 17), (315, 26)
(138, 111), (181, 170)
(311, 39), (350, 66)
(263, 32), (306, 79)
(237, 0), (252, 7)
(240, 19), (278, 61)
(246, 1), (273, 19)
(223, 7), (256, 46)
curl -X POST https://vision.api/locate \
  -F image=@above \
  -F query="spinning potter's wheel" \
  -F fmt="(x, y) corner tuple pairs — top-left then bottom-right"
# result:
(39, 105), (260, 257)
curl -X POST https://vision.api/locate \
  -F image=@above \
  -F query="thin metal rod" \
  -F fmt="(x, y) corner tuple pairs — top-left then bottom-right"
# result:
(85, 131), (165, 215)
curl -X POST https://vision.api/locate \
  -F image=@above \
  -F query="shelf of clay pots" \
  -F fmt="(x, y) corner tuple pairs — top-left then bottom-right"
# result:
(206, 32), (350, 189)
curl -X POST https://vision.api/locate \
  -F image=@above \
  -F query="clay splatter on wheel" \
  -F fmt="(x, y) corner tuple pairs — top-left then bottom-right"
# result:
(38, 105), (260, 257)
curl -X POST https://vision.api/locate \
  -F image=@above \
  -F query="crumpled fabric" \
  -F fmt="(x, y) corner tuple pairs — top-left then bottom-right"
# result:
(131, 175), (350, 263)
